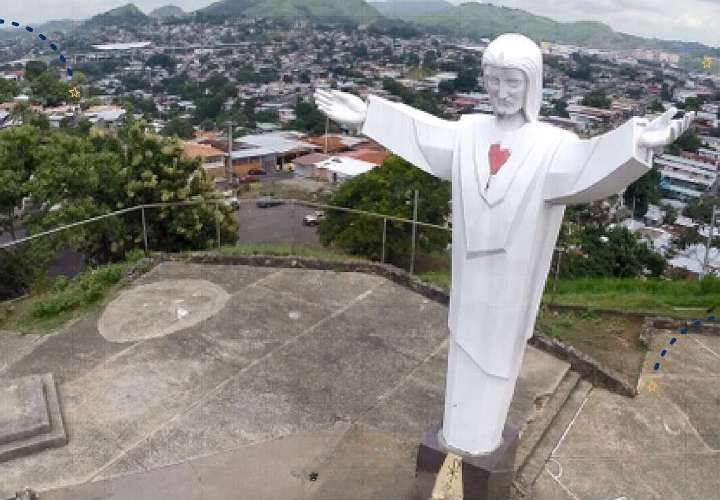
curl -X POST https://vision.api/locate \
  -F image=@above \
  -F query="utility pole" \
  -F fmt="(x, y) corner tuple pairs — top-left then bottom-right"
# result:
(703, 205), (718, 276)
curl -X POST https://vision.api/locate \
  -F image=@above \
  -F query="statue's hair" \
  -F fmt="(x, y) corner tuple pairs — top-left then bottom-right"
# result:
(481, 33), (543, 122)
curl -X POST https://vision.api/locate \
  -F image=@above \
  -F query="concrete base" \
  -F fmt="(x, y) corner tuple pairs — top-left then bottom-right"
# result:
(0, 374), (67, 463)
(417, 423), (519, 500)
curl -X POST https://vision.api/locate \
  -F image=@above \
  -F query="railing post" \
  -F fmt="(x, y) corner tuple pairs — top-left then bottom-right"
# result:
(381, 217), (387, 264)
(409, 189), (418, 275)
(291, 198), (296, 256)
(215, 202), (221, 249)
(141, 206), (149, 256)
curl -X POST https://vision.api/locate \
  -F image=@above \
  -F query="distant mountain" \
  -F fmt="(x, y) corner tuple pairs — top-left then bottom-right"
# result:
(0, 18), (81, 40)
(370, 0), (452, 17)
(82, 3), (150, 29)
(412, 3), (720, 56)
(149, 5), (188, 19)
(199, 0), (381, 24)
(36, 19), (83, 35)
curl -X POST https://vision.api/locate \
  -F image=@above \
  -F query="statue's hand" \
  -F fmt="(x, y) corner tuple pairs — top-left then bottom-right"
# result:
(314, 90), (367, 128)
(638, 107), (696, 152)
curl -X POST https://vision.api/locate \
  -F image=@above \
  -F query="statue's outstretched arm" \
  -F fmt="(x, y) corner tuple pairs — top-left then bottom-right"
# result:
(544, 109), (694, 205)
(362, 95), (457, 181)
(315, 90), (456, 181)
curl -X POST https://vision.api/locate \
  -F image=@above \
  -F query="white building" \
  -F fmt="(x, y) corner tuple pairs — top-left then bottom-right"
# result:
(655, 154), (718, 202)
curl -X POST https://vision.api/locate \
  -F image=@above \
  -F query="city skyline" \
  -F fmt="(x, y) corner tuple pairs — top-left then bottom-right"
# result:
(0, 0), (718, 47)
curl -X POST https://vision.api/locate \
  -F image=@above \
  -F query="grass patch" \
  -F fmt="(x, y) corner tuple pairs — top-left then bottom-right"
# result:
(0, 251), (149, 335)
(544, 276), (720, 318)
(536, 308), (647, 383)
(416, 270), (451, 290)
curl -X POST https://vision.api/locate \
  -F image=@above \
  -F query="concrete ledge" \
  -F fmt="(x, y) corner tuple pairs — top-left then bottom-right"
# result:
(528, 333), (636, 398)
(0, 373), (67, 463)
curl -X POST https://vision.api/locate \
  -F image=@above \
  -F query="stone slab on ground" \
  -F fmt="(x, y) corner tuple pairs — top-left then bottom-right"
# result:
(0, 373), (67, 466)
(0, 375), (50, 445)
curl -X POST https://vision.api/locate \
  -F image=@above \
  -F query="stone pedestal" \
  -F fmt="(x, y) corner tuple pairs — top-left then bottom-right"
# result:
(417, 423), (519, 500)
(0, 373), (67, 463)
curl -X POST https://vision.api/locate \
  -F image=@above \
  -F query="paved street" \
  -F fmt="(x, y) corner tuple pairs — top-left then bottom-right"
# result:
(236, 203), (323, 246)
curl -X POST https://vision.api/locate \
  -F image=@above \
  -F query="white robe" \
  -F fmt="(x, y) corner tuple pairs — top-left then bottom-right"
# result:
(362, 95), (651, 453)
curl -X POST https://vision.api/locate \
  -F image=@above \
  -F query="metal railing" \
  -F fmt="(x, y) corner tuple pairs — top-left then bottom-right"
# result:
(1, 197), (452, 276)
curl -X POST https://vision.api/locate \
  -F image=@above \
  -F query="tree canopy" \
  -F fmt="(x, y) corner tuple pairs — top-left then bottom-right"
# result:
(318, 155), (451, 267)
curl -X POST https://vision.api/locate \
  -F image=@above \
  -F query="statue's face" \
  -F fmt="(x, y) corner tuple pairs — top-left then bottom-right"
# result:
(483, 66), (527, 117)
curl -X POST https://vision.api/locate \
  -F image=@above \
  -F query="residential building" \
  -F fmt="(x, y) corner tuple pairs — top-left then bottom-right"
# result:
(655, 154), (719, 201)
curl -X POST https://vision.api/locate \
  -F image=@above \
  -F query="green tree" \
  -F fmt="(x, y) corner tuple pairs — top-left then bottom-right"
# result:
(318, 155), (451, 266)
(581, 90), (611, 109)
(29, 122), (237, 263)
(454, 68), (478, 92)
(668, 130), (701, 154)
(0, 250), (32, 300)
(194, 95), (224, 123)
(288, 97), (335, 135)
(553, 98), (569, 118)
(145, 54), (178, 73)
(623, 168), (660, 217)
(163, 118), (195, 139)
(30, 71), (70, 107)
(648, 100), (665, 113)
(0, 79), (19, 102)
(684, 196), (720, 224)
(25, 60), (48, 81)
(423, 50), (438, 71)
(662, 203), (678, 225)
(561, 226), (665, 278)
(0, 126), (41, 240)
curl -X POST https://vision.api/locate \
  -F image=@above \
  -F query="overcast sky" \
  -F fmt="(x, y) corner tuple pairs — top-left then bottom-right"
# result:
(1, 0), (718, 47)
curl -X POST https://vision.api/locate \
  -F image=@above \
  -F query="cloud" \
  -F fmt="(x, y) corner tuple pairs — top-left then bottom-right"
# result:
(451, 0), (720, 46)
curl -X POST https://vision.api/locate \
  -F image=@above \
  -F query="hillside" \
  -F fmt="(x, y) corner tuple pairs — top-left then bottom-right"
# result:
(370, 0), (452, 16)
(413, 3), (720, 56)
(82, 3), (150, 29)
(199, 0), (381, 24)
(149, 5), (187, 18)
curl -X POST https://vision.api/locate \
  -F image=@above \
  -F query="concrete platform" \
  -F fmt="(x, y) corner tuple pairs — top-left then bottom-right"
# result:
(529, 328), (720, 500)
(0, 262), (571, 498)
(0, 373), (67, 464)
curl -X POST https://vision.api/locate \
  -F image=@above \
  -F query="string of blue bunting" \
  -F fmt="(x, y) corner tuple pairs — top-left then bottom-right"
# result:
(653, 314), (717, 371)
(0, 18), (74, 78)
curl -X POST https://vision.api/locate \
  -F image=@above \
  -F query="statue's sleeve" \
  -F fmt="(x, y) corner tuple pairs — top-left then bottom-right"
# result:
(543, 117), (652, 205)
(362, 95), (456, 181)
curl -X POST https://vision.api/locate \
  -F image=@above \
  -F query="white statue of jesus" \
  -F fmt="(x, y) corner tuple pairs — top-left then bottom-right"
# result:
(315, 33), (693, 455)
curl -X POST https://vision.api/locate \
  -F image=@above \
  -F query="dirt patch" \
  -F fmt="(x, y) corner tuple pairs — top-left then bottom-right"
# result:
(536, 309), (646, 385)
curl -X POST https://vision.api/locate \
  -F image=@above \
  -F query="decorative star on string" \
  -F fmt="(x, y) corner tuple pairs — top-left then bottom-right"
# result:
(68, 87), (81, 99)
(646, 380), (658, 393)
(702, 57), (713, 70)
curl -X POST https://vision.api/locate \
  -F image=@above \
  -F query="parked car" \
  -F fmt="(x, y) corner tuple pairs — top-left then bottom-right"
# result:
(239, 175), (260, 184)
(224, 197), (241, 210)
(256, 196), (285, 208)
(302, 210), (326, 226)
(247, 169), (266, 176)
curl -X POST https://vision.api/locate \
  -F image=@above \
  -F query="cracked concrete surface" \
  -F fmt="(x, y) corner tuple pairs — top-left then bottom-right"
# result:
(2, 262), (719, 499)
(531, 329), (720, 500)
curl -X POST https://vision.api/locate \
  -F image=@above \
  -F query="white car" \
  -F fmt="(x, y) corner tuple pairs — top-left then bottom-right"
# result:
(303, 210), (326, 226)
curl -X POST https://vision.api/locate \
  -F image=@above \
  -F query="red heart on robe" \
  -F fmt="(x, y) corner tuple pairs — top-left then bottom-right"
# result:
(488, 143), (511, 175)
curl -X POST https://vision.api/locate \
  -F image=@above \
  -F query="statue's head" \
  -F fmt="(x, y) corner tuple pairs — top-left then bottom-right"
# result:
(481, 34), (543, 122)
